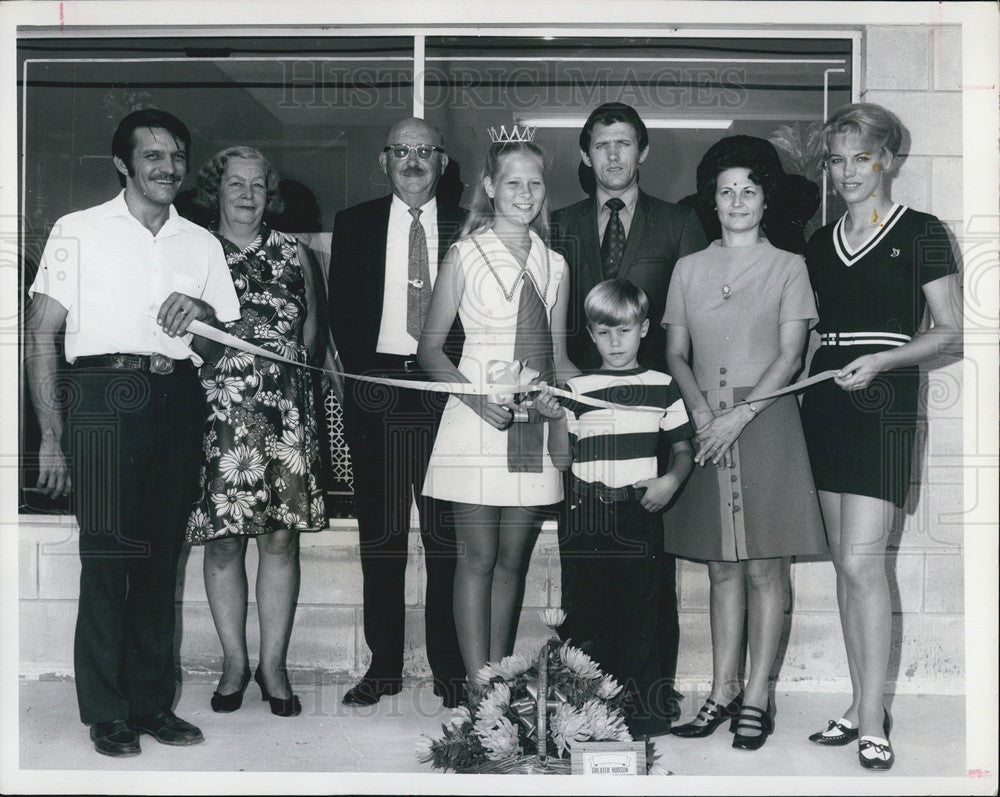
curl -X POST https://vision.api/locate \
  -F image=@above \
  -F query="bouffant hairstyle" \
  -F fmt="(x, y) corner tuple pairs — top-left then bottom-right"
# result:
(192, 146), (284, 222)
(821, 102), (903, 159)
(460, 140), (549, 241)
(696, 135), (784, 213)
(585, 279), (649, 328)
(579, 102), (649, 153)
(111, 108), (191, 187)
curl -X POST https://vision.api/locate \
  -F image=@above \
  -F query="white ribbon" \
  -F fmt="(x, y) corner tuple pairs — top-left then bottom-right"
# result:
(187, 319), (835, 413)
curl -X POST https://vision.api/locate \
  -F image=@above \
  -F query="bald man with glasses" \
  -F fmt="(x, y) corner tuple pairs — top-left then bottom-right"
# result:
(329, 118), (467, 709)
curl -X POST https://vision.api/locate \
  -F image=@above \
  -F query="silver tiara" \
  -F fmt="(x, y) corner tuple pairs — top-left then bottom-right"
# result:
(487, 124), (537, 144)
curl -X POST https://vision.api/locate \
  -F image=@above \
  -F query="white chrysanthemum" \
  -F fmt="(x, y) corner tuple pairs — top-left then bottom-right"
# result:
(211, 488), (254, 520)
(596, 673), (623, 699)
(487, 681), (511, 707)
(580, 698), (630, 742)
(559, 642), (602, 679)
(414, 735), (433, 760)
(274, 426), (308, 475)
(549, 702), (591, 755)
(473, 662), (499, 686)
(474, 714), (520, 761)
(541, 607), (567, 628)
(186, 507), (212, 537)
(445, 705), (472, 731)
(218, 444), (266, 487)
(215, 348), (255, 373)
(204, 374), (246, 408)
(492, 653), (531, 680)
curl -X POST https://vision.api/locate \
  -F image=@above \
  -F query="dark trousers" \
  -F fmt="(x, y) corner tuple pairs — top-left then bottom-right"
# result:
(342, 380), (464, 685)
(559, 493), (673, 723)
(67, 365), (204, 724)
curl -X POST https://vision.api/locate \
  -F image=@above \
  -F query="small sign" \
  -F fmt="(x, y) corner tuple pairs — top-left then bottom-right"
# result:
(571, 742), (646, 775)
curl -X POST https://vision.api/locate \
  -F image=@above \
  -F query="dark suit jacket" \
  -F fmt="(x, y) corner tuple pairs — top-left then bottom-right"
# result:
(552, 190), (707, 372)
(329, 195), (466, 374)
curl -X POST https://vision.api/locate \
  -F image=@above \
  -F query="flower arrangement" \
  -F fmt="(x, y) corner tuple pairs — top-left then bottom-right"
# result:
(417, 608), (652, 774)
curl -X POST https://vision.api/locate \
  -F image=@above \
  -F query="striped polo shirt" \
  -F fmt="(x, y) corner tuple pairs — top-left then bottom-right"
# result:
(562, 367), (693, 490)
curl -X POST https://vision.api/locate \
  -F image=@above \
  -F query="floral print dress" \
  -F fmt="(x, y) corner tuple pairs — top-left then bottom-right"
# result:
(186, 225), (326, 542)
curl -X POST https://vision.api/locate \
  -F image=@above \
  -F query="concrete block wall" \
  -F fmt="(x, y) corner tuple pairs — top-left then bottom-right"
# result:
(17, 24), (966, 696)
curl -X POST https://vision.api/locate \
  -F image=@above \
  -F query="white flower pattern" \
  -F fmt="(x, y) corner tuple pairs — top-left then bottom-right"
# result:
(185, 225), (325, 543)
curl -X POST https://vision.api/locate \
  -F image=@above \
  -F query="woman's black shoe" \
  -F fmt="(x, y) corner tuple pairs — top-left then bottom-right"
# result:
(731, 702), (774, 750)
(808, 707), (890, 746)
(210, 670), (252, 713)
(808, 717), (858, 745)
(671, 694), (743, 738)
(254, 667), (302, 717)
(858, 736), (894, 770)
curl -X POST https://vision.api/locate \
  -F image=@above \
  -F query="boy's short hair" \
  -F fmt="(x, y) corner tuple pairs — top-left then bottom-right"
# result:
(585, 279), (649, 327)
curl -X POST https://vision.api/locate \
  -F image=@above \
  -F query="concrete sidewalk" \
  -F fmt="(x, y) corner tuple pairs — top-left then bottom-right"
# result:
(13, 678), (970, 793)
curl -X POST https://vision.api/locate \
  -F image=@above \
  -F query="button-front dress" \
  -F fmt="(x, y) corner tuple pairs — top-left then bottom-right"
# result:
(661, 239), (827, 562)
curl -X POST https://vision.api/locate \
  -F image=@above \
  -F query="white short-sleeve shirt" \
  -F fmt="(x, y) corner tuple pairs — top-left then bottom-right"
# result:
(28, 190), (240, 366)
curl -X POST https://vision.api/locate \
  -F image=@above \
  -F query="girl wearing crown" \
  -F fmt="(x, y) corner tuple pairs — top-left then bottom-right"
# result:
(418, 127), (576, 680)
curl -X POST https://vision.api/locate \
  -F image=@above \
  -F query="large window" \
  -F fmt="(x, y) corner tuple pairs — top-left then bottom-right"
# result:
(17, 29), (856, 516)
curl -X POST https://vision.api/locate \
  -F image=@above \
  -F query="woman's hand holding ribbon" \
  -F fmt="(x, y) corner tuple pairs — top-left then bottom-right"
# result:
(693, 406), (753, 469)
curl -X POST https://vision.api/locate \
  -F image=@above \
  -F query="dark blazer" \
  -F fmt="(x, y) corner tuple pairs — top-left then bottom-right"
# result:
(329, 195), (466, 373)
(552, 190), (707, 372)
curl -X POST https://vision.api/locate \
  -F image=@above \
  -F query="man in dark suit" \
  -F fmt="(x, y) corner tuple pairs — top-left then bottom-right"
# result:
(551, 103), (706, 733)
(329, 118), (466, 708)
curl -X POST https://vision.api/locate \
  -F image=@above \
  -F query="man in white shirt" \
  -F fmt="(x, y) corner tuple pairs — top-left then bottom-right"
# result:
(25, 109), (240, 757)
(329, 118), (467, 708)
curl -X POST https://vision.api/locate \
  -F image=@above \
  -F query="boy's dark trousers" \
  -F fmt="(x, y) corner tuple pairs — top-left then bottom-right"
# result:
(558, 482), (672, 735)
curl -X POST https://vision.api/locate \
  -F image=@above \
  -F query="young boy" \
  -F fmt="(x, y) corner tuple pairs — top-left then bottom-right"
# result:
(537, 279), (694, 738)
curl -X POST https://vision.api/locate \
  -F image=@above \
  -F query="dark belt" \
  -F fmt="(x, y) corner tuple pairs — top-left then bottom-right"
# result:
(366, 354), (429, 380)
(72, 353), (193, 375)
(570, 475), (643, 504)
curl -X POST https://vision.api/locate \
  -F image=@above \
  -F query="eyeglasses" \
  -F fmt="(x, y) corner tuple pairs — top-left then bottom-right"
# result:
(383, 144), (445, 160)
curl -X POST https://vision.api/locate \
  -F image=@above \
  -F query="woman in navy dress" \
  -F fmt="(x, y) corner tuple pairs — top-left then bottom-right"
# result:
(800, 104), (962, 770)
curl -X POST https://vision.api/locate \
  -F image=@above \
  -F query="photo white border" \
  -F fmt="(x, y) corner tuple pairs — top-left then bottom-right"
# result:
(1, 2), (996, 795)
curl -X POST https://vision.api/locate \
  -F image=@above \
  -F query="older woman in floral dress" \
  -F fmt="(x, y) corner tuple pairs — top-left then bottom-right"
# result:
(185, 146), (338, 717)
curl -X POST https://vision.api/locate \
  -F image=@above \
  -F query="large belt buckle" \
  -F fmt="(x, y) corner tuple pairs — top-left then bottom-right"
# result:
(597, 492), (615, 504)
(149, 353), (175, 375)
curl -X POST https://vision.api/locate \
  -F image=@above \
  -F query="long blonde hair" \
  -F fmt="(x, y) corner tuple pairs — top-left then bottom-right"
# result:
(460, 141), (549, 242)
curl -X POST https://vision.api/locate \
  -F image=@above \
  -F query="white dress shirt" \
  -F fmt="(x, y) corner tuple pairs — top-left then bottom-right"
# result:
(29, 190), (240, 366)
(376, 194), (439, 356)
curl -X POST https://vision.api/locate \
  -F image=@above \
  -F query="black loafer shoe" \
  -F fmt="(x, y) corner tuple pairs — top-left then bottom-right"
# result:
(128, 709), (204, 746)
(90, 720), (141, 757)
(342, 677), (403, 707)
(433, 679), (467, 709)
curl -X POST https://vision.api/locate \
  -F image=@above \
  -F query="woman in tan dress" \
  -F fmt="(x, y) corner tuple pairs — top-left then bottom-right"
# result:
(663, 136), (826, 749)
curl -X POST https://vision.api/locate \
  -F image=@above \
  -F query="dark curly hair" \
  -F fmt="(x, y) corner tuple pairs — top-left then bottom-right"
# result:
(696, 135), (784, 217)
(192, 146), (284, 223)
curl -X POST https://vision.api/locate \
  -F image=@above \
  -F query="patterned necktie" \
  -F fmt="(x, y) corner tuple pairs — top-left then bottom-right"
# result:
(507, 274), (555, 474)
(406, 207), (432, 340)
(600, 197), (627, 279)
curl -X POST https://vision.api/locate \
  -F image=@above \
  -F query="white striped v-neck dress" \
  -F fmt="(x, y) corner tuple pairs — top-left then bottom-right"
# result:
(800, 206), (958, 507)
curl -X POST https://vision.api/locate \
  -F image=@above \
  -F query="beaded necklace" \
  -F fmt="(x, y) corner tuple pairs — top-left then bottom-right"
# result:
(472, 233), (551, 304)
